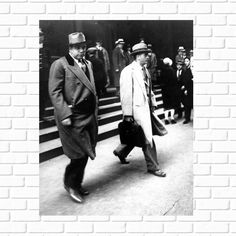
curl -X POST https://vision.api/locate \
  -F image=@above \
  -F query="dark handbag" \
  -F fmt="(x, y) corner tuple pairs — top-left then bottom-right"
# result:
(151, 111), (168, 136)
(118, 120), (145, 147)
(118, 71), (145, 148)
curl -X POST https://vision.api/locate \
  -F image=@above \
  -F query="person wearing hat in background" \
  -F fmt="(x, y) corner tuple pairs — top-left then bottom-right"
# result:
(189, 49), (194, 72)
(181, 57), (193, 124)
(161, 57), (179, 125)
(87, 47), (107, 98)
(39, 28), (51, 121)
(112, 38), (127, 96)
(115, 42), (166, 177)
(48, 32), (98, 203)
(146, 43), (158, 84)
(175, 46), (185, 65)
(124, 44), (133, 65)
(95, 39), (110, 89)
(175, 60), (185, 119)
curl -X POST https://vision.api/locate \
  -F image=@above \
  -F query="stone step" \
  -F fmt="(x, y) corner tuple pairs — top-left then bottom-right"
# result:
(40, 121), (121, 163)
(39, 110), (123, 143)
(39, 100), (163, 144)
(40, 94), (163, 130)
(41, 88), (162, 121)
(39, 86), (164, 162)
(39, 108), (165, 163)
(41, 95), (120, 119)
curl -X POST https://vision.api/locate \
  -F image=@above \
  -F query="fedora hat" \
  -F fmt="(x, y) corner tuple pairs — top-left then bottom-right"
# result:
(115, 38), (125, 45)
(178, 46), (185, 52)
(68, 32), (86, 45)
(176, 60), (184, 65)
(163, 57), (173, 66)
(87, 47), (97, 54)
(131, 42), (149, 55)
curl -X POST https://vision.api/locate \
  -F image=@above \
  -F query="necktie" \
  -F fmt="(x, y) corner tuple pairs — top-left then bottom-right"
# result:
(78, 59), (86, 72)
(142, 67), (149, 97)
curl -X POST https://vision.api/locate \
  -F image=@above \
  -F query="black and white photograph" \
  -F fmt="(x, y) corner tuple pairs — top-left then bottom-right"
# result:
(39, 20), (193, 215)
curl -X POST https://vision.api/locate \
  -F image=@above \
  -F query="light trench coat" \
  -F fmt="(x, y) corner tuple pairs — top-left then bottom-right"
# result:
(120, 61), (157, 146)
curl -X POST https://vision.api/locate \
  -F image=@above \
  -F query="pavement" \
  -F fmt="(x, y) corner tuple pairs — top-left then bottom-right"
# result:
(40, 118), (193, 215)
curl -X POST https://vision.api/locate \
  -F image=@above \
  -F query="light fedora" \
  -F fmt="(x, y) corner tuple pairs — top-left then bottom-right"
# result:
(131, 42), (149, 55)
(163, 57), (173, 66)
(115, 38), (125, 45)
(87, 47), (97, 53)
(68, 32), (86, 45)
(178, 46), (185, 52)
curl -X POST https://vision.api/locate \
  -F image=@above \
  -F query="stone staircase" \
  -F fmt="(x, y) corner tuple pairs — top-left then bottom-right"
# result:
(39, 85), (164, 163)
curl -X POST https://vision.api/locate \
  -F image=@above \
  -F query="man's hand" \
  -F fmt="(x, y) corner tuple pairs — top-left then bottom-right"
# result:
(61, 117), (72, 126)
(124, 116), (134, 122)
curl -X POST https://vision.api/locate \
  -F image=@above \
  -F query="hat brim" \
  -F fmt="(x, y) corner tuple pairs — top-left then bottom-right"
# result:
(69, 41), (86, 46)
(131, 48), (150, 56)
(116, 41), (125, 45)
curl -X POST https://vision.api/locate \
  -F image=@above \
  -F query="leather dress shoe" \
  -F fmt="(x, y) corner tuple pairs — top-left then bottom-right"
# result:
(164, 119), (170, 125)
(170, 119), (177, 124)
(64, 185), (83, 203)
(113, 150), (129, 164)
(148, 169), (166, 177)
(183, 119), (190, 124)
(78, 186), (89, 196)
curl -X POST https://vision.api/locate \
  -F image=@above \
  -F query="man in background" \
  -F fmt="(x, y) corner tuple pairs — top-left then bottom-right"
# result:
(95, 39), (110, 88)
(112, 38), (126, 96)
(39, 28), (51, 120)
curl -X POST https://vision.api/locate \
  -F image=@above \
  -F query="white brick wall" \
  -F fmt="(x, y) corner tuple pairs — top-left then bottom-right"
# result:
(0, 0), (235, 235)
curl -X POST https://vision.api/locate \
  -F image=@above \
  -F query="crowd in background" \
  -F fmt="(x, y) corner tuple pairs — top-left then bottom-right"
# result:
(40, 28), (193, 124)
(84, 39), (194, 125)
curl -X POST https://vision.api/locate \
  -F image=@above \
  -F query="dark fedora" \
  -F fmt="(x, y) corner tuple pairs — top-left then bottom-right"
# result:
(131, 42), (150, 56)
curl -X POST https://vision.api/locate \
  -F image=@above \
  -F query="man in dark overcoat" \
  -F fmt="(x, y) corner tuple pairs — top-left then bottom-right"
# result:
(86, 47), (107, 98)
(48, 32), (98, 203)
(112, 38), (126, 96)
(181, 57), (193, 124)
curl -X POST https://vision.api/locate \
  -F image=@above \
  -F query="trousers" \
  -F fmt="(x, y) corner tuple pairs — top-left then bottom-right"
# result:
(184, 106), (192, 121)
(64, 157), (88, 190)
(113, 139), (159, 171)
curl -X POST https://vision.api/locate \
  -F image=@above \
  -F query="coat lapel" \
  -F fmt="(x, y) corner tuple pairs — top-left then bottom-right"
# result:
(131, 62), (148, 99)
(65, 54), (96, 95)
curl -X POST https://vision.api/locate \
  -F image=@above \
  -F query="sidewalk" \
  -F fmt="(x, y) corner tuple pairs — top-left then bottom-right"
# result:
(40, 119), (193, 215)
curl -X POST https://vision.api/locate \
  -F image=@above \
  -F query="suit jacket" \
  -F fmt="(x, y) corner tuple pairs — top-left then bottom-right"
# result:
(48, 54), (98, 159)
(112, 46), (127, 86)
(120, 61), (157, 145)
(96, 46), (110, 74)
(181, 66), (193, 108)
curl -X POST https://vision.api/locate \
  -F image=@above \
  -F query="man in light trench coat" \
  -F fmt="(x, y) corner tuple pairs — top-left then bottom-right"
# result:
(118, 42), (166, 177)
(48, 32), (98, 203)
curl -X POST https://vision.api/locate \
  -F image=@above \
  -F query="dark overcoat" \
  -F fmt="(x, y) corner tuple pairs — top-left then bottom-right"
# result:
(181, 67), (193, 108)
(89, 56), (107, 92)
(160, 65), (180, 110)
(112, 47), (126, 87)
(48, 54), (98, 160)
